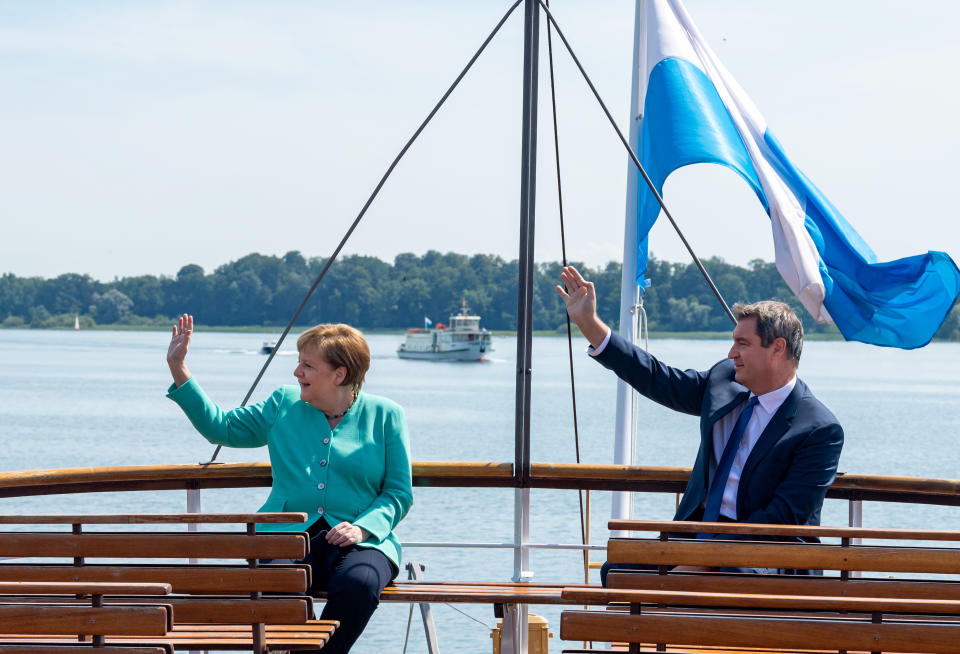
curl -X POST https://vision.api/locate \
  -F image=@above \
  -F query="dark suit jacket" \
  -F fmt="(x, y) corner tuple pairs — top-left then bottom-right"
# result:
(596, 331), (843, 535)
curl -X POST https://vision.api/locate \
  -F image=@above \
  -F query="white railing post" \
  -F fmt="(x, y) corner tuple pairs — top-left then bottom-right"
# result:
(848, 498), (862, 578)
(186, 487), (201, 566)
(186, 487), (204, 654)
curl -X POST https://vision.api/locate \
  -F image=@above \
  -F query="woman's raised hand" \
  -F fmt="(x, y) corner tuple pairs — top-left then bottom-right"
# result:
(167, 314), (193, 387)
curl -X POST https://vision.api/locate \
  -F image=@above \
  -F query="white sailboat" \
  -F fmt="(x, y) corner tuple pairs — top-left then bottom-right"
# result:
(73, 315), (80, 331)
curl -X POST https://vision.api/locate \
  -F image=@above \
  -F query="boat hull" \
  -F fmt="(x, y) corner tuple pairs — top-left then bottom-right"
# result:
(396, 345), (490, 361)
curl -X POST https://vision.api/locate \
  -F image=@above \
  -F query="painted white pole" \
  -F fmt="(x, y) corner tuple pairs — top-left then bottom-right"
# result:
(611, 0), (646, 538)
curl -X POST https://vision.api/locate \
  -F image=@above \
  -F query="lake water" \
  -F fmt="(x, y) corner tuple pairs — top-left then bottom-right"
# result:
(2, 328), (959, 652)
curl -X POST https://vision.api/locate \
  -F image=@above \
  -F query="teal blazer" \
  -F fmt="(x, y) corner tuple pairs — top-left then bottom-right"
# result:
(167, 378), (413, 570)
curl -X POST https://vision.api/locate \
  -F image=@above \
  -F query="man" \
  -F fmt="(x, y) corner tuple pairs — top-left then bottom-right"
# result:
(556, 266), (843, 581)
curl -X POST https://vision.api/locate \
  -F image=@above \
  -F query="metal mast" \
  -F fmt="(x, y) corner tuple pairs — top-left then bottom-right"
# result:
(508, 0), (540, 651)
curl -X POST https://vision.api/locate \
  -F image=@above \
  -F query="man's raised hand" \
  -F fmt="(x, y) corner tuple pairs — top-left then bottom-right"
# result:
(555, 266), (609, 348)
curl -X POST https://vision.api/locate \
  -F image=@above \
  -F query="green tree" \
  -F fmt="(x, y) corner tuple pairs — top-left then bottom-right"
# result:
(90, 289), (134, 324)
(171, 265), (211, 320)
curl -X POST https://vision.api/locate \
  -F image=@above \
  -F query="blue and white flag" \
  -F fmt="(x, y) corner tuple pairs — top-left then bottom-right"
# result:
(635, 0), (960, 348)
(424, 316), (433, 328)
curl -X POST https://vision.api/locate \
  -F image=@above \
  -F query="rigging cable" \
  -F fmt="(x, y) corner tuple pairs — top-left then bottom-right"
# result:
(544, 0), (590, 585)
(205, 0), (525, 463)
(536, 0), (737, 326)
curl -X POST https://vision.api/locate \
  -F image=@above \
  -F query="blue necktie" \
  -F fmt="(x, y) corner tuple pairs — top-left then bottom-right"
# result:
(701, 396), (760, 527)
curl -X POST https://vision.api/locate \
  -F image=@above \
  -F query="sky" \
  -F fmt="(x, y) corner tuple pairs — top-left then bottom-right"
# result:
(1, 0), (959, 282)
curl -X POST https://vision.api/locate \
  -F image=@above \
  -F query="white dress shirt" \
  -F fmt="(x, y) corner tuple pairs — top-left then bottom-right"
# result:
(587, 328), (613, 356)
(712, 377), (795, 519)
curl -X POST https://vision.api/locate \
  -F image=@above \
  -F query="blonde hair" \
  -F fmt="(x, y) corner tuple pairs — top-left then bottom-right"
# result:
(296, 324), (370, 391)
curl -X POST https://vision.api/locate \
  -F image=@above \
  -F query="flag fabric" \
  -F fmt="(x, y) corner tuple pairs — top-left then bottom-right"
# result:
(424, 316), (432, 328)
(634, 0), (960, 349)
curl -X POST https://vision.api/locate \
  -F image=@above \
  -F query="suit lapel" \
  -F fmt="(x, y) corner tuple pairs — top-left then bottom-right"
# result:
(699, 365), (750, 492)
(701, 362), (749, 444)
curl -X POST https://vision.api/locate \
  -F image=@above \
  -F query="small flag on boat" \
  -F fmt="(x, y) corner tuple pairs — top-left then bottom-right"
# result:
(633, 0), (960, 349)
(424, 316), (432, 328)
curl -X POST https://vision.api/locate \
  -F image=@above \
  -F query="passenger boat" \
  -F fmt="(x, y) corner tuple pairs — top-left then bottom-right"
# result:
(397, 302), (493, 361)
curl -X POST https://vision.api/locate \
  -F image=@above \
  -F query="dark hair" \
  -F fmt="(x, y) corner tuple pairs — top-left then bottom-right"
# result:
(296, 324), (370, 391)
(733, 301), (803, 365)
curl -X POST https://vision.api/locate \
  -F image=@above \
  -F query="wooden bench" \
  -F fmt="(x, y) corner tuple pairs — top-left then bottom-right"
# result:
(0, 580), (173, 653)
(0, 514), (337, 652)
(558, 519), (960, 653)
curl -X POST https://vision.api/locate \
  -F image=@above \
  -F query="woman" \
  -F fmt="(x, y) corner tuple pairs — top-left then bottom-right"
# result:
(166, 314), (412, 654)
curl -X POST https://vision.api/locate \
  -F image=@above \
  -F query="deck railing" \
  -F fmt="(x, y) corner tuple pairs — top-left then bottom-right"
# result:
(2, 461), (958, 503)
(2, 462), (958, 553)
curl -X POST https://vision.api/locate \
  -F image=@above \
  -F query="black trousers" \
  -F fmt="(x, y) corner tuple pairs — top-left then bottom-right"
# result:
(302, 519), (397, 654)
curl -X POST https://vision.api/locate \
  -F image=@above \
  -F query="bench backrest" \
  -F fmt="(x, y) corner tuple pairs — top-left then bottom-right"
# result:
(607, 538), (960, 575)
(0, 514), (312, 628)
(607, 519), (960, 576)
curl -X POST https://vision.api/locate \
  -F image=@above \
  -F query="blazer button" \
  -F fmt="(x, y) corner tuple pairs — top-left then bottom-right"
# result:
(317, 483), (325, 490)
(317, 507), (324, 515)
(323, 438), (330, 445)
(320, 460), (327, 466)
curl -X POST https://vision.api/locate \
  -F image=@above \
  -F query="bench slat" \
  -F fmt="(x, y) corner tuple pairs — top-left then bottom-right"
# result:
(379, 582), (580, 604)
(608, 538), (960, 574)
(124, 597), (311, 624)
(390, 580), (587, 589)
(0, 646), (172, 654)
(0, 565), (308, 594)
(0, 598), (311, 626)
(5, 636), (328, 653)
(609, 519), (960, 541)
(0, 582), (171, 596)
(0, 605), (171, 636)
(0, 514), (306, 525)
(560, 611), (960, 653)
(97, 621), (337, 651)
(560, 587), (960, 614)
(608, 570), (960, 601)
(0, 533), (307, 560)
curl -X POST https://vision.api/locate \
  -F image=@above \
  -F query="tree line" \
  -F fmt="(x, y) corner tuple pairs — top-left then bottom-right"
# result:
(1, 250), (958, 340)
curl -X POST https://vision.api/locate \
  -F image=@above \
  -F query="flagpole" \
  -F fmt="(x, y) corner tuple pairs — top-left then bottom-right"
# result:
(611, 0), (645, 537)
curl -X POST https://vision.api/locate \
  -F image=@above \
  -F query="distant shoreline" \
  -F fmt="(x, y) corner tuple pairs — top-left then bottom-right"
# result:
(0, 323), (851, 341)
